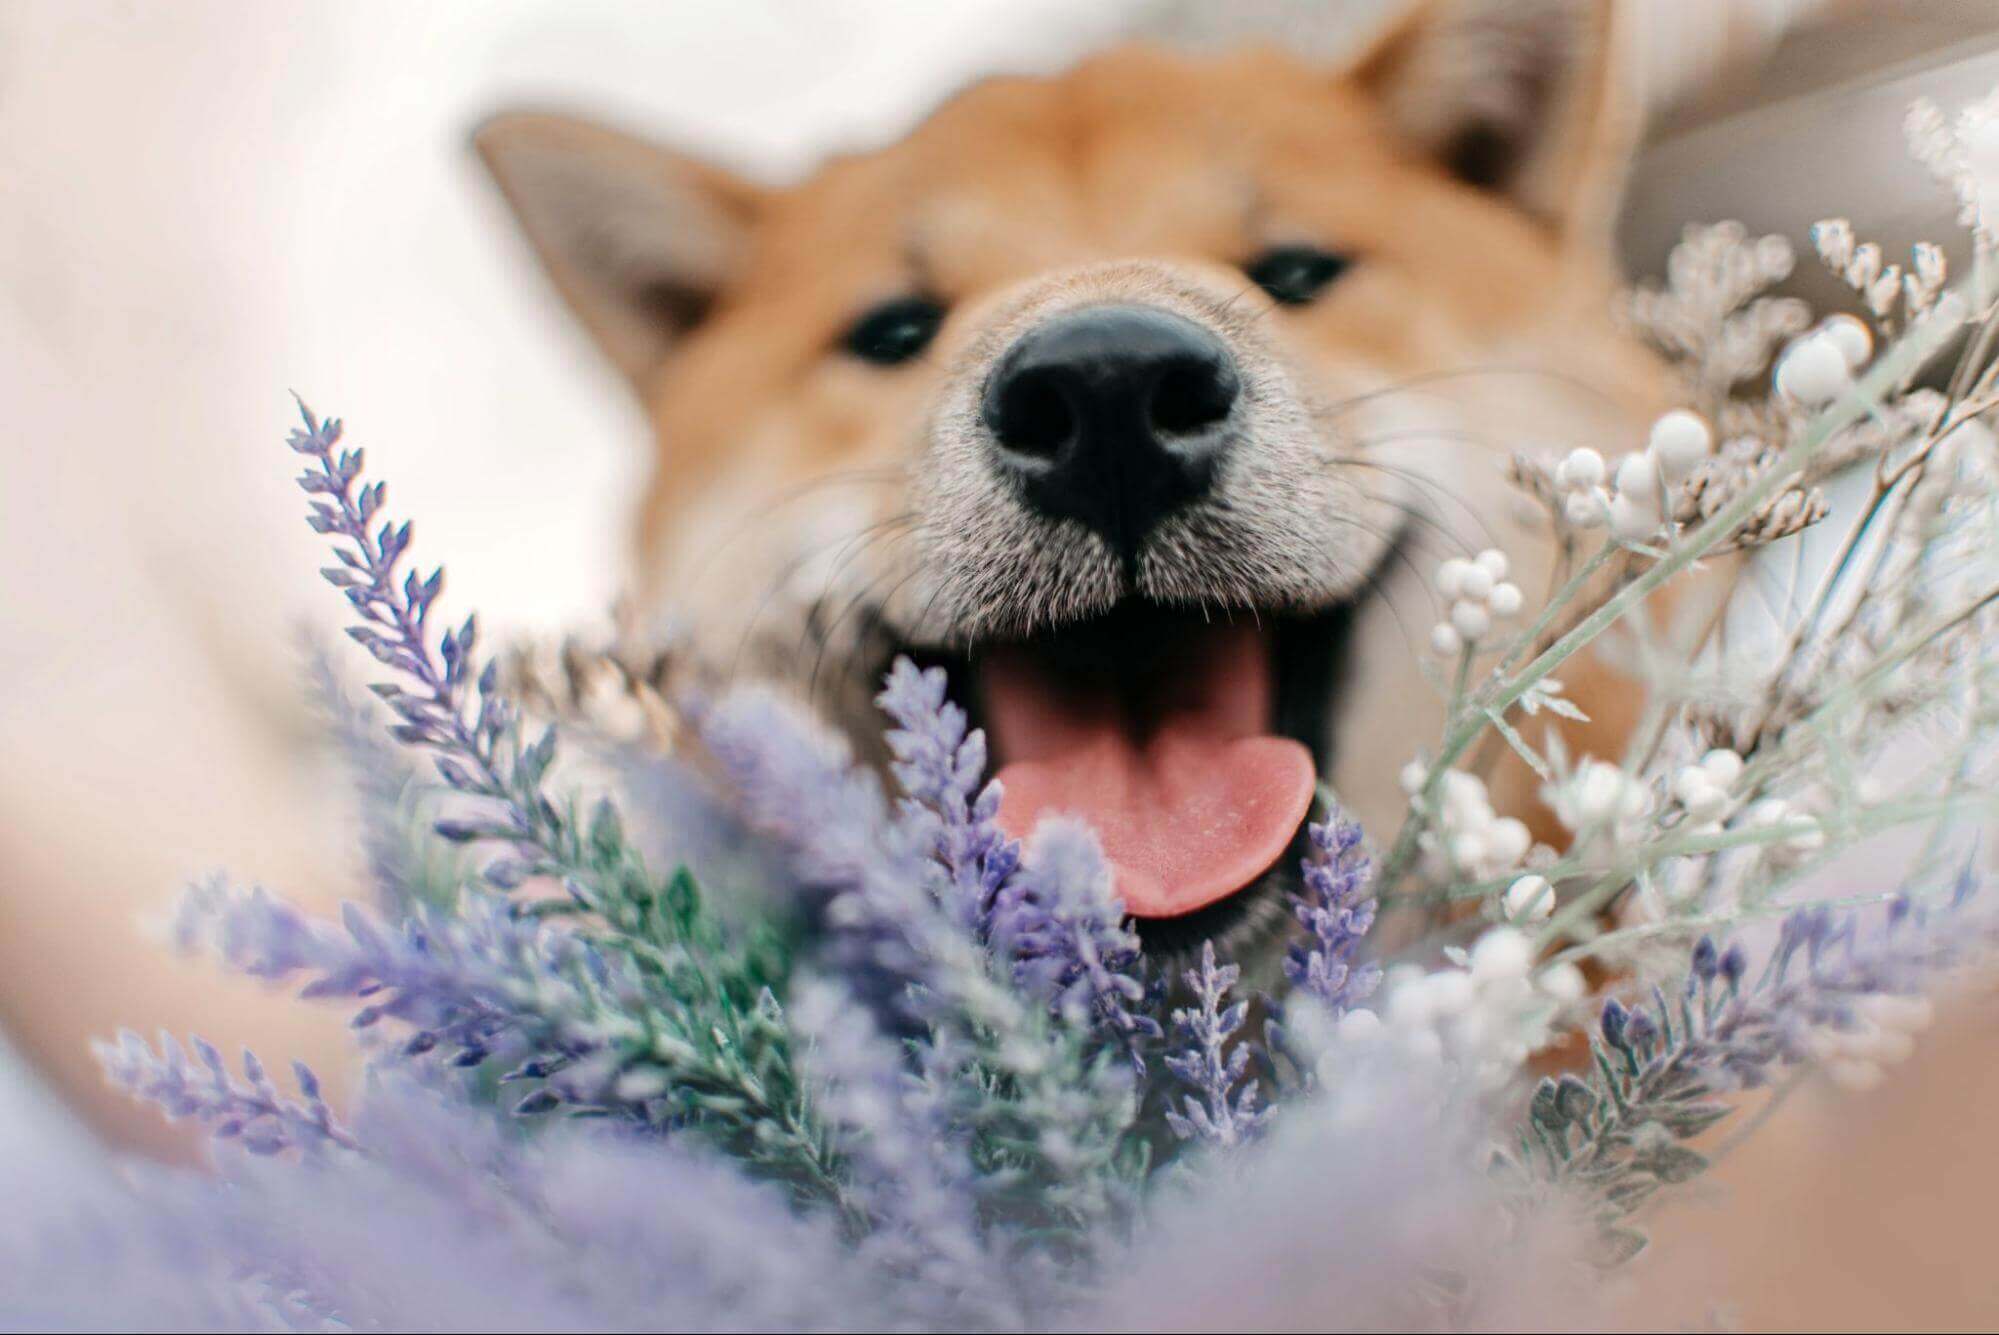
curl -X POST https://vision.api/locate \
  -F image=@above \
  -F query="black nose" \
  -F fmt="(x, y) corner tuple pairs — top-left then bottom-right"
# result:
(981, 305), (1240, 558)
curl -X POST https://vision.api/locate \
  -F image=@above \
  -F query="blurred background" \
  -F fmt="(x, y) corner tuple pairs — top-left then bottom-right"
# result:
(6, 0), (1999, 1324)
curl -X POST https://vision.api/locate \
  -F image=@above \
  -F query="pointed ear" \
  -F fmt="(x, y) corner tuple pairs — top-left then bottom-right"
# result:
(1350, 0), (1637, 250)
(473, 110), (767, 390)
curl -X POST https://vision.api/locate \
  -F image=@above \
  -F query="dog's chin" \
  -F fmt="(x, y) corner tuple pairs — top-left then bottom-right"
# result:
(892, 566), (1383, 965)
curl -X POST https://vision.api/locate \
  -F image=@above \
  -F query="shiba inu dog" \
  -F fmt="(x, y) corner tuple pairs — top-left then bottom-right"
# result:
(475, 0), (1671, 960)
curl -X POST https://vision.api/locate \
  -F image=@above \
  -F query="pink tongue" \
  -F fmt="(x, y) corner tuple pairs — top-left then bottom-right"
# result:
(985, 621), (1316, 918)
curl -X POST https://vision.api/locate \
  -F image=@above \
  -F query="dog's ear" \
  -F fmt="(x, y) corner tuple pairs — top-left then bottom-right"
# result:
(1350, 0), (1636, 250)
(474, 110), (766, 390)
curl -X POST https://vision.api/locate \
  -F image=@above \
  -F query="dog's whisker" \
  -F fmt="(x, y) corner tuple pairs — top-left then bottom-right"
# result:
(724, 514), (917, 683)
(1317, 362), (1627, 423)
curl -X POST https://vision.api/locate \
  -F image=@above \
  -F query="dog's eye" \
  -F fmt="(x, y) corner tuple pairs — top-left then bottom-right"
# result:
(1244, 246), (1354, 306)
(842, 296), (945, 365)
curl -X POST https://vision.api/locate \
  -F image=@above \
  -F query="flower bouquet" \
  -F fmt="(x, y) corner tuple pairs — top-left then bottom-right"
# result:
(10, 85), (1999, 1335)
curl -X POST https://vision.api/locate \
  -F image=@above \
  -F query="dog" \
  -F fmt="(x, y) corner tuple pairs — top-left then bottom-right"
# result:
(474, 0), (1676, 964)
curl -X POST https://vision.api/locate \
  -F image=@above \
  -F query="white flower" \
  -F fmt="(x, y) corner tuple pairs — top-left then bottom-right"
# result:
(1646, 409), (1713, 483)
(1501, 874), (1554, 923)
(1555, 447), (1605, 489)
(1562, 486), (1610, 528)
(1358, 927), (1582, 1089)
(1775, 331), (1853, 405)
(1608, 487), (1664, 544)
(1551, 759), (1649, 834)
(1469, 927), (1534, 982)
(1671, 747), (1743, 827)
(1430, 547), (1522, 655)
(1417, 769), (1531, 881)
(1399, 759), (1430, 797)
(1819, 313), (1874, 370)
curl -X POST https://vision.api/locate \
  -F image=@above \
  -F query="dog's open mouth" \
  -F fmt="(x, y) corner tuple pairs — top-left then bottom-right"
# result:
(910, 596), (1365, 942)
(982, 608), (1313, 918)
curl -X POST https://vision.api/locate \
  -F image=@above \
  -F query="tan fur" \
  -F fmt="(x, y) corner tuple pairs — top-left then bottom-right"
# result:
(479, 3), (1675, 859)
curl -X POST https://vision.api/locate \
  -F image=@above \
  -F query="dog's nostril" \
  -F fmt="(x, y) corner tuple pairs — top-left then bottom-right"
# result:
(983, 304), (1238, 558)
(1149, 356), (1238, 437)
(991, 366), (1077, 460)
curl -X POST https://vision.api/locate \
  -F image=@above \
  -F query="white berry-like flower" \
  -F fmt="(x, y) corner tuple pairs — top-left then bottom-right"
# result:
(1502, 874), (1554, 923)
(1483, 815), (1531, 869)
(1646, 409), (1713, 482)
(1470, 927), (1534, 982)
(1608, 447), (1673, 543)
(1819, 313), (1874, 370)
(1358, 926), (1580, 1090)
(1697, 747), (1744, 787)
(1455, 562), (1494, 601)
(1614, 451), (1661, 504)
(1776, 332), (1853, 405)
(1551, 759), (1650, 835)
(1608, 490), (1663, 544)
(1400, 759), (1429, 797)
(1562, 486), (1610, 528)
(1449, 599), (1491, 640)
(1539, 960), (1586, 1003)
(1431, 547), (1522, 655)
(1418, 770), (1532, 882)
(1556, 447), (1606, 489)
(1671, 747), (1743, 826)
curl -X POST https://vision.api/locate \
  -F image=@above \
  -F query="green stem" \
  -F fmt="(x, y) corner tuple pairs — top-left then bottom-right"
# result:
(1378, 313), (1961, 893)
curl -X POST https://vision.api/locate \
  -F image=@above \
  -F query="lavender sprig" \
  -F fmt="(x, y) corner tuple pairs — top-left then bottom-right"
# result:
(789, 978), (1021, 1328)
(290, 402), (656, 950)
(877, 658), (1019, 934)
(1163, 942), (1268, 1148)
(287, 403), (837, 1199)
(1285, 810), (1381, 1016)
(702, 682), (1138, 1244)
(169, 879), (845, 1200)
(96, 1032), (354, 1155)
(878, 660), (1158, 1064)
(1523, 889), (1985, 1261)
(999, 819), (1162, 1067)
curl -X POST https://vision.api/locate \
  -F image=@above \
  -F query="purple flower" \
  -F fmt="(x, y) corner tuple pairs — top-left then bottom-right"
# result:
(876, 657), (1019, 934)
(1284, 808), (1381, 1016)
(1163, 941), (1268, 1148)
(998, 818), (1161, 1065)
(96, 1032), (354, 1156)
(1529, 890), (1991, 1251)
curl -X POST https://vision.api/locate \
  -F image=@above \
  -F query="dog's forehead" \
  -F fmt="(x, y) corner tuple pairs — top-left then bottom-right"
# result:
(743, 46), (1409, 296)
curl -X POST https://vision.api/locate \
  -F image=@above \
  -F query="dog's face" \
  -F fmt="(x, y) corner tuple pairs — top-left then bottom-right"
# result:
(479, 1), (1667, 957)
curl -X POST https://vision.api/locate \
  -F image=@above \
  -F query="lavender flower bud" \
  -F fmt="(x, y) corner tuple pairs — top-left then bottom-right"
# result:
(1624, 1009), (1658, 1049)
(1599, 997), (1629, 1050)
(1719, 944), (1748, 988)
